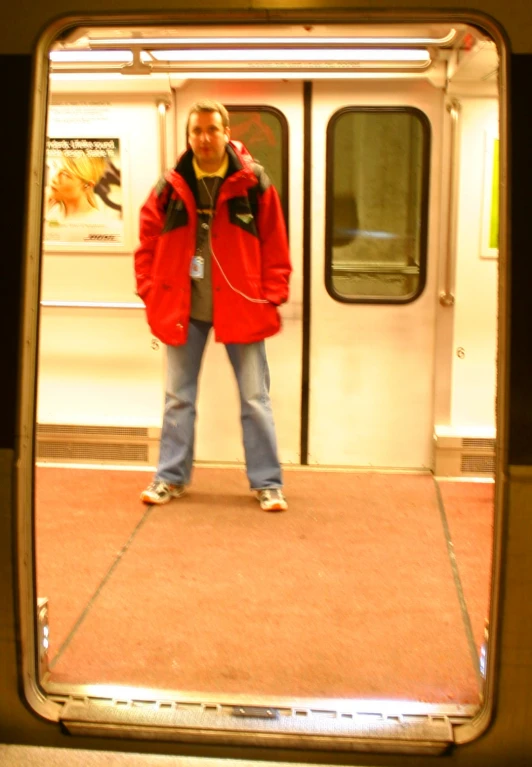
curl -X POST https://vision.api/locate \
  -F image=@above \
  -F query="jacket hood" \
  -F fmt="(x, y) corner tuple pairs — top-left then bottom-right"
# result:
(228, 139), (254, 169)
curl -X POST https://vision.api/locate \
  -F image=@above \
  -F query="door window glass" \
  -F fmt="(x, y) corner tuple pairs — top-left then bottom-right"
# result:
(326, 107), (430, 303)
(227, 106), (288, 223)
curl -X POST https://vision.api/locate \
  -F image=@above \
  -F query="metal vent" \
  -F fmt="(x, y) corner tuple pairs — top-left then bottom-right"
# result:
(37, 440), (149, 462)
(37, 424), (149, 438)
(460, 454), (495, 474)
(462, 438), (496, 450)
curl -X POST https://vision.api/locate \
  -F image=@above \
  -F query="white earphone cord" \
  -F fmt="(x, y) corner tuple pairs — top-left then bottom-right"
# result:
(202, 178), (268, 304)
(211, 244), (269, 303)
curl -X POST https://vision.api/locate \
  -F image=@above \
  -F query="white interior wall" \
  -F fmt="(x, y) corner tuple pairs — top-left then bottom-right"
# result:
(38, 93), (167, 427)
(450, 97), (498, 433)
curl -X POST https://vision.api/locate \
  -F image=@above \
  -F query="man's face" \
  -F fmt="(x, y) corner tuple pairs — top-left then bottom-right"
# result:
(188, 110), (230, 171)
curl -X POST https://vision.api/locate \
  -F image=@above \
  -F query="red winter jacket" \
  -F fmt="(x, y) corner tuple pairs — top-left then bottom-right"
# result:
(134, 141), (291, 346)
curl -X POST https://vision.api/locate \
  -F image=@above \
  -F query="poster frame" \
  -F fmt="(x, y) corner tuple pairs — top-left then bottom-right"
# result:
(480, 129), (499, 260)
(42, 132), (131, 254)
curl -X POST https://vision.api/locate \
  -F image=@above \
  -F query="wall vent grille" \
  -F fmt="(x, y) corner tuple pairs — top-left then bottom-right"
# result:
(37, 424), (149, 439)
(462, 438), (496, 451)
(434, 431), (496, 478)
(35, 424), (158, 465)
(460, 454), (496, 474)
(37, 440), (149, 463)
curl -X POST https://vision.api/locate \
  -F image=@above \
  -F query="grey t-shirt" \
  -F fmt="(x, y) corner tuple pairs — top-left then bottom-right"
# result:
(190, 176), (221, 322)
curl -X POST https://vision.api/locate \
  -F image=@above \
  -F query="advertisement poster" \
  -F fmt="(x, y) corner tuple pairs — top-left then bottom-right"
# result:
(480, 131), (499, 259)
(44, 138), (123, 247)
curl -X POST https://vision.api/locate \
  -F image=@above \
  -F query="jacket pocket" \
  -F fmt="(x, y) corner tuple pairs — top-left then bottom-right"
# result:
(146, 280), (188, 342)
(228, 196), (259, 238)
(238, 281), (280, 339)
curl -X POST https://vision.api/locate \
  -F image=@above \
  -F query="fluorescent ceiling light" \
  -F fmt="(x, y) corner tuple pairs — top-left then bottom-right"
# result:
(49, 51), (133, 63)
(50, 70), (436, 82)
(50, 73), (133, 80)
(162, 70), (436, 80)
(88, 30), (455, 46)
(146, 48), (430, 63)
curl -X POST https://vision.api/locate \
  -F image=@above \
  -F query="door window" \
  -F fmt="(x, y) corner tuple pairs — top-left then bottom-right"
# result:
(326, 107), (430, 303)
(227, 106), (289, 223)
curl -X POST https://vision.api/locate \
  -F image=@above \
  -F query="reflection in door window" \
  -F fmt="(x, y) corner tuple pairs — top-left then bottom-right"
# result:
(326, 107), (430, 303)
(227, 106), (288, 224)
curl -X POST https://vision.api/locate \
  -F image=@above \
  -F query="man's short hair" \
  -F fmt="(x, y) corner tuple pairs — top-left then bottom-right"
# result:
(186, 100), (230, 133)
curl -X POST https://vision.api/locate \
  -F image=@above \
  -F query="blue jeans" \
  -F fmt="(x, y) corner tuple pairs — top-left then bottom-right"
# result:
(156, 319), (283, 490)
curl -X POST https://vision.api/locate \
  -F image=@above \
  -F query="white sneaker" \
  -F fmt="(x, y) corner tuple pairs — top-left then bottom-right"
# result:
(256, 488), (288, 512)
(140, 480), (185, 505)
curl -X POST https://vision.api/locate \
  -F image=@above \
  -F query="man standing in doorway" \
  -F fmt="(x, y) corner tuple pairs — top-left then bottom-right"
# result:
(135, 100), (291, 511)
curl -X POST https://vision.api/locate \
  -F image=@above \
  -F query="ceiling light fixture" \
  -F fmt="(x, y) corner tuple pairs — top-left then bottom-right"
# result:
(85, 30), (456, 47)
(49, 51), (133, 63)
(145, 48), (430, 63)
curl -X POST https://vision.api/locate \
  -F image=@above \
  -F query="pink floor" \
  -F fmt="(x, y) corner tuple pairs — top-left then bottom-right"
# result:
(35, 467), (493, 704)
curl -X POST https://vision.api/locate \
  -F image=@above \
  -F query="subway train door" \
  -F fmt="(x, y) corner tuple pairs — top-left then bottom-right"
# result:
(173, 79), (441, 469)
(308, 80), (443, 468)
(172, 81), (304, 466)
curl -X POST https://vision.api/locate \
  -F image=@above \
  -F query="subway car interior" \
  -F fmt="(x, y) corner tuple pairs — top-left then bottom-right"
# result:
(9, 10), (510, 762)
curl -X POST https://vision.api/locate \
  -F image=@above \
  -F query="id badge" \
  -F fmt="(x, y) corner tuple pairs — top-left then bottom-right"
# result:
(190, 254), (204, 280)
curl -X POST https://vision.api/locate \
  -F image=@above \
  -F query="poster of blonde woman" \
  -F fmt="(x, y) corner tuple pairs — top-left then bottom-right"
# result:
(44, 138), (124, 246)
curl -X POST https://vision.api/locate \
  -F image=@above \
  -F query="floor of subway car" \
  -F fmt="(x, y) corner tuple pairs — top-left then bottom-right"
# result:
(34, 465), (493, 704)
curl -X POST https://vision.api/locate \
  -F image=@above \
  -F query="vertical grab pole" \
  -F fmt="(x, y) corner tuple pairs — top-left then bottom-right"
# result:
(440, 99), (461, 307)
(300, 81), (312, 465)
(152, 98), (170, 354)
(157, 99), (170, 175)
